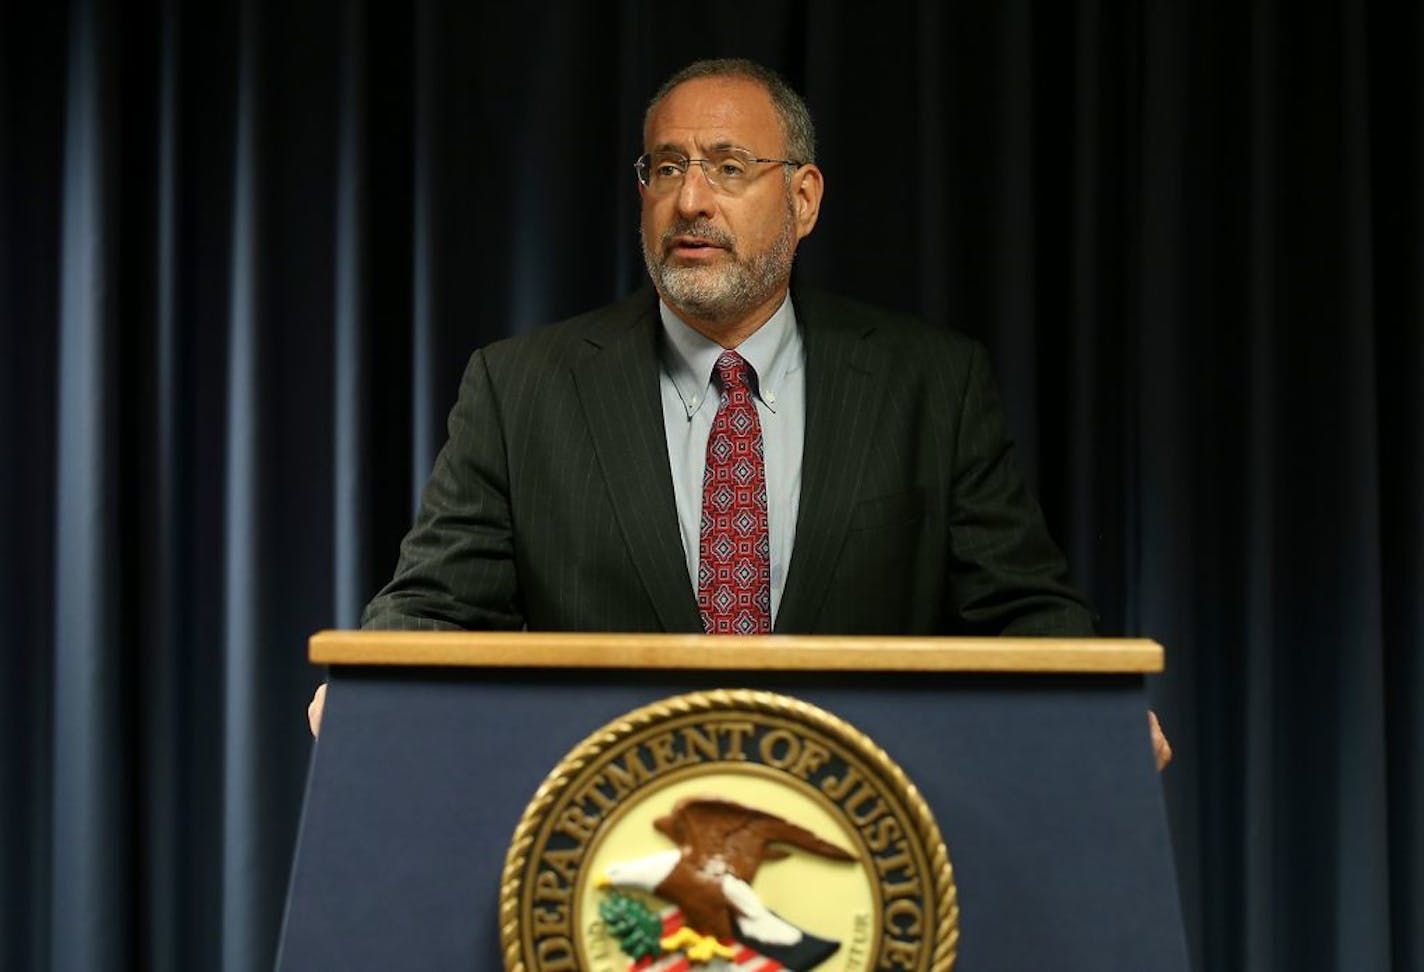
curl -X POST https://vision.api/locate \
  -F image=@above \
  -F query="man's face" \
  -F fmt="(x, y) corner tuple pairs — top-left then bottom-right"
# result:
(639, 77), (819, 326)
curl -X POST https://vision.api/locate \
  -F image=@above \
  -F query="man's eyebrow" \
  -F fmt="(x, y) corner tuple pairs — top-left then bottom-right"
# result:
(649, 139), (752, 155)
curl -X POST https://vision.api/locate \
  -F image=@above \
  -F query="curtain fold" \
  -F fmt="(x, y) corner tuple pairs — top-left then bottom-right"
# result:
(50, 0), (130, 967)
(408, 0), (437, 509)
(141, 0), (182, 967)
(2, 2), (1419, 969)
(218, 0), (264, 967)
(332, 0), (369, 628)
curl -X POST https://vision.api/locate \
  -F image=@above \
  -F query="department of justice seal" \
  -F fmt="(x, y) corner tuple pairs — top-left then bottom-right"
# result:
(499, 690), (958, 971)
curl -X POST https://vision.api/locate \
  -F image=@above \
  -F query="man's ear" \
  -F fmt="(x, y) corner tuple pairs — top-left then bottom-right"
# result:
(791, 164), (824, 240)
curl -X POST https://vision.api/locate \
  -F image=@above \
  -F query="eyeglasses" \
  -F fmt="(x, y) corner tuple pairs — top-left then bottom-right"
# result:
(634, 148), (803, 196)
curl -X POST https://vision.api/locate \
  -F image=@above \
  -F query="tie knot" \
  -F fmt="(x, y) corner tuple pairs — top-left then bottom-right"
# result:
(714, 351), (751, 390)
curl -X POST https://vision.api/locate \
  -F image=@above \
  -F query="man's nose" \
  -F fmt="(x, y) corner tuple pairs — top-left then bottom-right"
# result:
(674, 162), (717, 220)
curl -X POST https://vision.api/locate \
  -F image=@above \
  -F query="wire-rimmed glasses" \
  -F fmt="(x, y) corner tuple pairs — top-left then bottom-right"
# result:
(634, 148), (803, 196)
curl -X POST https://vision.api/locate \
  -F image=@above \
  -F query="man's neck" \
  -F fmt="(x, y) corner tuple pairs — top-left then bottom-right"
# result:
(664, 286), (790, 349)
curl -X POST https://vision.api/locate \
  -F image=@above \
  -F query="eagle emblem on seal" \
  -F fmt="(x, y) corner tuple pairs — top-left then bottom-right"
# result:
(597, 797), (855, 970)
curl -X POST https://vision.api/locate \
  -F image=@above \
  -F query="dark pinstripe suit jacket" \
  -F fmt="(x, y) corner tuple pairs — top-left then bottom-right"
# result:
(361, 286), (1095, 636)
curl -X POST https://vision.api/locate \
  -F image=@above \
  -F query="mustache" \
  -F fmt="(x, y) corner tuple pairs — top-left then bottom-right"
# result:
(660, 220), (735, 251)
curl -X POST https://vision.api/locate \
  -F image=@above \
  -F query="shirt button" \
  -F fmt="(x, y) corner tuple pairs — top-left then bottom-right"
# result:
(765, 391), (777, 404)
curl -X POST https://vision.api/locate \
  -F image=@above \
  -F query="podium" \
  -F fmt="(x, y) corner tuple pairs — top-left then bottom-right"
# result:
(277, 633), (1189, 971)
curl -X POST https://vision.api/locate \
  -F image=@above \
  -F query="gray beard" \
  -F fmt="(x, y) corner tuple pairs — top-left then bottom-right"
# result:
(641, 206), (796, 324)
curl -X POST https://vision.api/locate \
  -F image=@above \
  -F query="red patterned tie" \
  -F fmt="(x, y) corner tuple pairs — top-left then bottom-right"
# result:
(698, 351), (771, 634)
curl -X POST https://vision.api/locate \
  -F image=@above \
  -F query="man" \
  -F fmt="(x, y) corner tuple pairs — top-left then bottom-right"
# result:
(310, 59), (1170, 768)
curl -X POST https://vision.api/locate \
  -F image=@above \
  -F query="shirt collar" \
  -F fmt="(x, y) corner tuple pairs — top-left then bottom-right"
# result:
(658, 293), (801, 419)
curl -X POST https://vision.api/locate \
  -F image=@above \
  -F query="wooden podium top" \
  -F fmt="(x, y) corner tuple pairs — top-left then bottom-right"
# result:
(309, 630), (1163, 673)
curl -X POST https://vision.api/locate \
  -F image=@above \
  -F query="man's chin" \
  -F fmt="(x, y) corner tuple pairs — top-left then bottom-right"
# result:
(658, 267), (732, 306)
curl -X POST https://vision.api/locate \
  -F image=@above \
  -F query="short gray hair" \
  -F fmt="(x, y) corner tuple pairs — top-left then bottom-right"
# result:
(644, 58), (816, 165)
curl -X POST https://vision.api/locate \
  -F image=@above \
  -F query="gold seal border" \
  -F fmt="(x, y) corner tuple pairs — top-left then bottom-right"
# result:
(499, 688), (960, 971)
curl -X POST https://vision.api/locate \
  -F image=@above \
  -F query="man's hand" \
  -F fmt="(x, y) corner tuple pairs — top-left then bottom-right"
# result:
(1149, 710), (1172, 771)
(308, 682), (327, 737)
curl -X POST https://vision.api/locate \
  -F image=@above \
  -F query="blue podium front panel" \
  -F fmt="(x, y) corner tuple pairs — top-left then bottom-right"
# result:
(277, 668), (1188, 971)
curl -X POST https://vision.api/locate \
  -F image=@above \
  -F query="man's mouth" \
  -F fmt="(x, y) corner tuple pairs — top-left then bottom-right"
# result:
(661, 223), (735, 263)
(669, 236), (726, 256)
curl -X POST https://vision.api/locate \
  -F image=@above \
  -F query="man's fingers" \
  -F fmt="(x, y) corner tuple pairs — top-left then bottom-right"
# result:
(308, 682), (327, 738)
(1148, 710), (1172, 772)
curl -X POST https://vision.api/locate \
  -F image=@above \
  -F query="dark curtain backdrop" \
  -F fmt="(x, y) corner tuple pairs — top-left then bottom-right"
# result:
(2, 1), (1420, 970)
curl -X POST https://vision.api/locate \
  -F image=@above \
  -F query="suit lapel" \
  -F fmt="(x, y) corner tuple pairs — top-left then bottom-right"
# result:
(775, 292), (888, 633)
(572, 295), (704, 632)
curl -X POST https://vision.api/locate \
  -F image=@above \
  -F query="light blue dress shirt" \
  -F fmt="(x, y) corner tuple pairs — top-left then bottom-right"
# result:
(657, 295), (806, 624)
